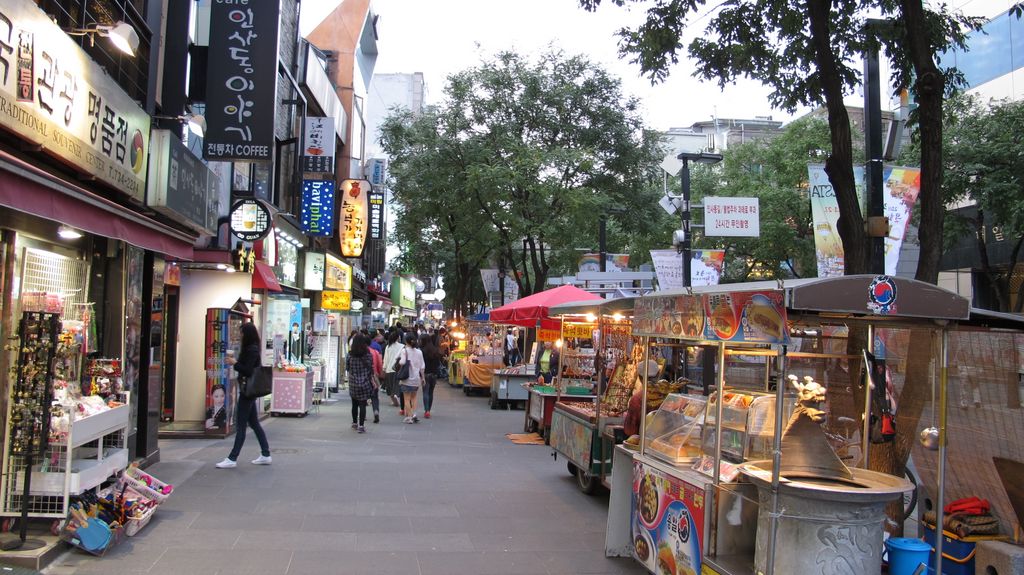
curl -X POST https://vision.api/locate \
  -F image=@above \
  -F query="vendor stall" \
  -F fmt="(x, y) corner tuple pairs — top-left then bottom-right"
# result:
(490, 365), (535, 410)
(609, 275), (997, 575)
(459, 318), (503, 394)
(269, 366), (314, 416)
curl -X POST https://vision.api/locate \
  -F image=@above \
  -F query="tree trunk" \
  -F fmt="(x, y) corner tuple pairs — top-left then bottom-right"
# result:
(807, 0), (868, 275)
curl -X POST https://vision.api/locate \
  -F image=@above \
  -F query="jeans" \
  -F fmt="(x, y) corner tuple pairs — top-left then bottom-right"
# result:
(351, 398), (367, 425)
(423, 373), (437, 411)
(229, 395), (270, 460)
(369, 386), (380, 414)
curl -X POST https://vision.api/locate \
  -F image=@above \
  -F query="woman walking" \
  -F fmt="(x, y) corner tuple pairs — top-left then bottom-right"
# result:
(420, 334), (442, 418)
(382, 330), (403, 410)
(217, 322), (271, 468)
(398, 332), (425, 423)
(346, 335), (375, 433)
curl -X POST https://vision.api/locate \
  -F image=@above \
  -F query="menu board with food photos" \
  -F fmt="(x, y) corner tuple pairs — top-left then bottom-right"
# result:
(633, 291), (788, 344)
(632, 460), (706, 575)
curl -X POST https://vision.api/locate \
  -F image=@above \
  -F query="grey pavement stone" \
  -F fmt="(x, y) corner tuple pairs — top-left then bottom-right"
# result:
(42, 384), (647, 575)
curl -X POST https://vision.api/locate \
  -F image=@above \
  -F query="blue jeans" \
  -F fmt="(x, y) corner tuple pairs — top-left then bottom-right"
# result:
(423, 373), (437, 411)
(228, 395), (270, 460)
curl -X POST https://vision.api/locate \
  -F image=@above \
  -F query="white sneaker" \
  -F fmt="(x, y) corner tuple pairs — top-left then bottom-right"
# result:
(403, 417), (413, 424)
(215, 458), (237, 469)
(251, 455), (272, 465)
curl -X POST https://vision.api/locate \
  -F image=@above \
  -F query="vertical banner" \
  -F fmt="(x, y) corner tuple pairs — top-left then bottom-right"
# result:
(204, 0), (280, 161)
(650, 249), (725, 291)
(808, 164), (920, 277)
(368, 190), (385, 239)
(480, 269), (520, 303)
(302, 117), (336, 173)
(340, 179), (370, 257)
(300, 180), (336, 236)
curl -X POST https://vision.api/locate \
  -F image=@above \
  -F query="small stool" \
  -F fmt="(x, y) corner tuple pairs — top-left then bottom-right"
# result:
(311, 387), (324, 414)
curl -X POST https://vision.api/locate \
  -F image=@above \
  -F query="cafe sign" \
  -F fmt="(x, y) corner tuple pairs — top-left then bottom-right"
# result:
(229, 198), (271, 241)
(0, 0), (151, 201)
(340, 179), (370, 257)
(324, 254), (351, 291)
(321, 290), (351, 311)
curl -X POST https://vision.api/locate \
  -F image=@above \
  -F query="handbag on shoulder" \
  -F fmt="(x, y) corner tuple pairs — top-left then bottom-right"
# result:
(243, 365), (273, 399)
(395, 349), (411, 381)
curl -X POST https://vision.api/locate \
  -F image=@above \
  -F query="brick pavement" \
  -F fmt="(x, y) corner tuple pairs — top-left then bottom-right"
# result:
(44, 383), (645, 575)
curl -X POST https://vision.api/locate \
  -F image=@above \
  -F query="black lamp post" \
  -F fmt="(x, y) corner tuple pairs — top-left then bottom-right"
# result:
(676, 151), (723, 287)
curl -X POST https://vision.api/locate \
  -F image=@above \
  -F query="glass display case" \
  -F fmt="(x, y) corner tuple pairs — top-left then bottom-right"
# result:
(700, 390), (793, 463)
(644, 393), (708, 465)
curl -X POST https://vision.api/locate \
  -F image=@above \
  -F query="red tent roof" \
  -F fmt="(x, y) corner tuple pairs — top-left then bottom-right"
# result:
(489, 285), (601, 327)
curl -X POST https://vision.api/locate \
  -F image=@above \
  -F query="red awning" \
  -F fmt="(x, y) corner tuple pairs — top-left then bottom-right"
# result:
(0, 150), (196, 260)
(252, 261), (282, 292)
(489, 285), (602, 327)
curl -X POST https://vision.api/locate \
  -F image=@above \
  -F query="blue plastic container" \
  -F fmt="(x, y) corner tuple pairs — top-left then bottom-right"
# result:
(885, 537), (931, 575)
(923, 523), (976, 575)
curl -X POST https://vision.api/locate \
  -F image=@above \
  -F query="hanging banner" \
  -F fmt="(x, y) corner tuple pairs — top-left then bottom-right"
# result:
(650, 249), (725, 291)
(563, 323), (596, 339)
(339, 179), (370, 257)
(368, 190), (385, 240)
(480, 269), (520, 303)
(703, 197), (760, 237)
(204, 0), (280, 161)
(300, 180), (335, 236)
(578, 253), (630, 272)
(808, 164), (920, 277)
(302, 117), (335, 173)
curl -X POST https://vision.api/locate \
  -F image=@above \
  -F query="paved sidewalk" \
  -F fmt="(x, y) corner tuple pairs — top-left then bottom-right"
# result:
(44, 383), (645, 575)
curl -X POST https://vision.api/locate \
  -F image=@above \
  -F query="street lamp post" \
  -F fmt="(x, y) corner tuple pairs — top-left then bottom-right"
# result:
(676, 151), (723, 287)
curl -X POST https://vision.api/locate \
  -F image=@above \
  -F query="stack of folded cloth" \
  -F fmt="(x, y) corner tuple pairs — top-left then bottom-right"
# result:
(923, 496), (1000, 538)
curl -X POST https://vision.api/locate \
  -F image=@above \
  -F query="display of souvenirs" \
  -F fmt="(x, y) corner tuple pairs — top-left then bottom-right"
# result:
(561, 347), (596, 378)
(84, 359), (124, 399)
(20, 291), (66, 314)
(6, 312), (60, 455)
(645, 394), (707, 464)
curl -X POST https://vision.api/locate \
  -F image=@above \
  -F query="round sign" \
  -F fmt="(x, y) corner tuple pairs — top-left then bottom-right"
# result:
(229, 199), (272, 241)
(433, 288), (446, 301)
(350, 300), (365, 311)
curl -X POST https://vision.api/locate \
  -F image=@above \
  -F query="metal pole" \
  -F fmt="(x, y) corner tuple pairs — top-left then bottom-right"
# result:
(639, 337), (650, 457)
(681, 157), (692, 288)
(935, 328), (949, 575)
(765, 344), (788, 575)
(599, 215), (607, 273)
(711, 341), (726, 556)
(862, 324), (875, 468)
(865, 20), (886, 275)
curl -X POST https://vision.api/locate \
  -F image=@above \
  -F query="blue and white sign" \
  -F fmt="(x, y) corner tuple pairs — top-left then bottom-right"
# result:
(300, 180), (336, 236)
(367, 158), (387, 186)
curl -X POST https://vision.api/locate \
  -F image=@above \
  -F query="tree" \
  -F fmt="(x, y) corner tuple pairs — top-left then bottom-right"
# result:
(385, 49), (664, 297)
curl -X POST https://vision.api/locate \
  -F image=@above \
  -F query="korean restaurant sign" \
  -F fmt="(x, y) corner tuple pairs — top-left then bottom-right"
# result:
(368, 190), (384, 240)
(0, 0), (151, 201)
(300, 179), (335, 236)
(340, 179), (370, 257)
(204, 0), (280, 161)
(304, 252), (325, 291)
(302, 117), (335, 173)
(324, 254), (351, 291)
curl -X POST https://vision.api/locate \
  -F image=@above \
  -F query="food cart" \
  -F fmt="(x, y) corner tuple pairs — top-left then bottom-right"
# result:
(546, 297), (636, 493)
(459, 317), (503, 395)
(607, 275), (992, 575)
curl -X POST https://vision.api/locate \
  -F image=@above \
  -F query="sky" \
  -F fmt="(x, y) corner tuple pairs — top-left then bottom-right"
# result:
(300, 0), (798, 131)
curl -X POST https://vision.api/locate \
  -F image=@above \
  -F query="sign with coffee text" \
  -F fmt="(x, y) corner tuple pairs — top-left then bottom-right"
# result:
(0, 0), (151, 200)
(300, 180), (335, 236)
(204, 0), (280, 161)
(339, 179), (370, 257)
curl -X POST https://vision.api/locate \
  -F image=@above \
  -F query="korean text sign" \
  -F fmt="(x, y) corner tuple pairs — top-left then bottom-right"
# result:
(703, 197), (760, 237)
(205, 0), (280, 161)
(340, 179), (371, 257)
(302, 117), (335, 173)
(0, 0), (151, 200)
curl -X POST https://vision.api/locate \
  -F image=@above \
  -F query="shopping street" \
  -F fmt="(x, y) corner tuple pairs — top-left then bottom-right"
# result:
(43, 384), (645, 575)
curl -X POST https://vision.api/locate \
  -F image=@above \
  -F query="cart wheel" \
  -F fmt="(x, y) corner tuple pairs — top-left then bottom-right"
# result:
(567, 462), (578, 477)
(576, 467), (599, 495)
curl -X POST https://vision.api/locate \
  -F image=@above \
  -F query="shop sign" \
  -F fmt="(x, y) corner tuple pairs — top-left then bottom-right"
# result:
(147, 130), (220, 235)
(229, 198), (272, 241)
(0, 0), (151, 201)
(391, 277), (415, 310)
(276, 239), (297, 286)
(366, 158), (387, 185)
(300, 180), (335, 236)
(321, 290), (351, 311)
(302, 117), (335, 173)
(368, 190), (385, 240)
(650, 249), (725, 291)
(632, 291), (788, 344)
(339, 179), (370, 257)
(352, 266), (367, 285)
(233, 245), (255, 272)
(204, 0), (280, 161)
(703, 197), (760, 237)
(164, 263), (181, 286)
(324, 254), (351, 290)
(537, 328), (560, 342)
(563, 323), (595, 340)
(304, 252), (325, 291)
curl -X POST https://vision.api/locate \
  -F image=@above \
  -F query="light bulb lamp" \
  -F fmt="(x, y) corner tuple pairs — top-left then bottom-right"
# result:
(153, 113), (206, 138)
(65, 21), (140, 56)
(57, 225), (82, 239)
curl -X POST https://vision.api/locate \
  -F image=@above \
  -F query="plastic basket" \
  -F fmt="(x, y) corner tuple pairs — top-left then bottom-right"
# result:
(123, 466), (173, 502)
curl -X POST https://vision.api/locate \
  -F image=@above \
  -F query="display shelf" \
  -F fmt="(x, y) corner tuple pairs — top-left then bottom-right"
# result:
(60, 404), (130, 449)
(27, 448), (128, 496)
(699, 390), (792, 464)
(645, 393), (707, 465)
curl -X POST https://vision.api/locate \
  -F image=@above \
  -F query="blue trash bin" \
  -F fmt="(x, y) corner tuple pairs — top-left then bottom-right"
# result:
(885, 537), (932, 575)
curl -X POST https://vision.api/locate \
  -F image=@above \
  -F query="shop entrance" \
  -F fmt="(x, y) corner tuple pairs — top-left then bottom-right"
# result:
(161, 286), (179, 422)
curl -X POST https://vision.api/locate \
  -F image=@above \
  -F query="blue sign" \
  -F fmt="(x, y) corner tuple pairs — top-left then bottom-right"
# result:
(300, 180), (336, 236)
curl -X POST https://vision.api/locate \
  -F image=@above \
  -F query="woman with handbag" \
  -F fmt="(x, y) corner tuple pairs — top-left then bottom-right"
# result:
(347, 335), (375, 432)
(398, 332), (426, 423)
(217, 322), (272, 469)
(382, 330), (403, 410)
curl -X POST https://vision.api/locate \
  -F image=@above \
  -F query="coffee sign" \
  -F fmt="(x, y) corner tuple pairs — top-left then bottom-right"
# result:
(229, 198), (271, 241)
(0, 0), (151, 200)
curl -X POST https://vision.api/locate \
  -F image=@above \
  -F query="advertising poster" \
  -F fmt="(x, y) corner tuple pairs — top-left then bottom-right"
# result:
(651, 250), (724, 291)
(549, 410), (591, 469)
(578, 253), (630, 272)
(204, 309), (241, 436)
(703, 290), (788, 344)
(632, 461), (706, 575)
(632, 295), (704, 339)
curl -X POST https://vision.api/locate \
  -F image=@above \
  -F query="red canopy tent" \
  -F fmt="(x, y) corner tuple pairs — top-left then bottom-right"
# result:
(489, 285), (602, 328)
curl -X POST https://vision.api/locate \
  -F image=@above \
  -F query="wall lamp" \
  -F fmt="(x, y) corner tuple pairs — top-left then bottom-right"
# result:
(65, 21), (140, 57)
(153, 113), (206, 138)
(57, 225), (82, 240)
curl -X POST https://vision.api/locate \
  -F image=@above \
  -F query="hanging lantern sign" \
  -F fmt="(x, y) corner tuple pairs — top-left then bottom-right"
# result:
(339, 179), (371, 257)
(229, 199), (272, 241)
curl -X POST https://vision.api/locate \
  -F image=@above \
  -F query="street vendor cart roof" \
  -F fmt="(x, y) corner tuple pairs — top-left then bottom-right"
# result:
(548, 296), (636, 317)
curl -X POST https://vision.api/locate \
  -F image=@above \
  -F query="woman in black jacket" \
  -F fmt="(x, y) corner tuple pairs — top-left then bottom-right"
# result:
(419, 334), (442, 418)
(217, 322), (272, 468)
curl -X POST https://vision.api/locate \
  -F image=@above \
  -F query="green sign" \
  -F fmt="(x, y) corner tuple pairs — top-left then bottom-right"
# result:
(391, 277), (415, 309)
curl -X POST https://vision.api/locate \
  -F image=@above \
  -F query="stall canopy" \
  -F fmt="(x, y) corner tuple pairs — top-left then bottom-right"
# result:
(549, 297), (635, 318)
(489, 285), (602, 327)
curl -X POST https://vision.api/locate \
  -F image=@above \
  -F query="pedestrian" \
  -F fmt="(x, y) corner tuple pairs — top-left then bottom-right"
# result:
(398, 332), (425, 423)
(420, 334), (442, 418)
(535, 340), (560, 383)
(346, 335), (375, 433)
(370, 331), (384, 355)
(217, 322), (271, 468)
(368, 336), (384, 423)
(505, 328), (521, 365)
(383, 330), (403, 410)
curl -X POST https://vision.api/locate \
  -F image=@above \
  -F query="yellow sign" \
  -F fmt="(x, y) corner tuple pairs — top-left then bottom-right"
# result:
(563, 323), (595, 339)
(537, 328), (560, 342)
(340, 179), (370, 257)
(321, 290), (351, 310)
(324, 254), (351, 290)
